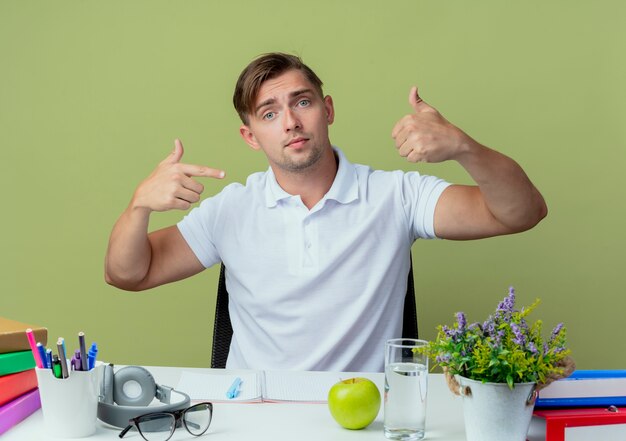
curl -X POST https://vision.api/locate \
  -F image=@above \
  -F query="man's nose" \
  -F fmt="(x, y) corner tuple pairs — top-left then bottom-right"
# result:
(283, 108), (301, 131)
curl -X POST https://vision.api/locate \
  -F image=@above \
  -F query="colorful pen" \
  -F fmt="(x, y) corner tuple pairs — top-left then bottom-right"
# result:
(78, 332), (88, 371)
(71, 350), (82, 371)
(36, 343), (48, 369)
(57, 338), (69, 379)
(51, 355), (62, 379)
(61, 337), (67, 360)
(226, 377), (243, 399)
(25, 329), (43, 368)
(87, 343), (98, 370)
(46, 349), (53, 370)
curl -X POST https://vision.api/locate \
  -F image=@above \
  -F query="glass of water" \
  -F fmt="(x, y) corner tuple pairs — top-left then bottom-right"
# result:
(384, 338), (429, 441)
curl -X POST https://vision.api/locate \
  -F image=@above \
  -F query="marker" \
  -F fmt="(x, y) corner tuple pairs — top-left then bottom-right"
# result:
(46, 349), (53, 370)
(25, 329), (43, 368)
(78, 332), (88, 371)
(51, 355), (62, 379)
(71, 350), (82, 371)
(36, 343), (48, 369)
(57, 338), (69, 379)
(226, 377), (242, 399)
(87, 343), (98, 370)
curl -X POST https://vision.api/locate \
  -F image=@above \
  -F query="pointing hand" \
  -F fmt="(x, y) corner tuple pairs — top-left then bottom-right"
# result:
(132, 139), (226, 212)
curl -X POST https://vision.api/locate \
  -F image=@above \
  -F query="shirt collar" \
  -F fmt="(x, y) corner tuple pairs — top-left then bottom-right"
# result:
(263, 146), (359, 208)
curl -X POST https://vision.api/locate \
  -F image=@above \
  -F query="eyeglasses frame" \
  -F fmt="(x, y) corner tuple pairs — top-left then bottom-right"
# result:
(118, 401), (213, 441)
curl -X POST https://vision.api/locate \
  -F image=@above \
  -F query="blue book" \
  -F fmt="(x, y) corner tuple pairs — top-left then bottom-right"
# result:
(536, 370), (626, 408)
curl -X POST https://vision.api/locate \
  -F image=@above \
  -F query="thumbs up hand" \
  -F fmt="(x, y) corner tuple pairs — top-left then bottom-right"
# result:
(132, 139), (226, 212)
(391, 87), (469, 163)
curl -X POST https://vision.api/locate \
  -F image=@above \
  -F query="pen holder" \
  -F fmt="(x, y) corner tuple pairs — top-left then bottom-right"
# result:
(35, 362), (104, 438)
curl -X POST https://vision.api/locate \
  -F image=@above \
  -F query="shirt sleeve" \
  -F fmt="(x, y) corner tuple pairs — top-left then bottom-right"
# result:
(176, 194), (222, 269)
(400, 171), (451, 240)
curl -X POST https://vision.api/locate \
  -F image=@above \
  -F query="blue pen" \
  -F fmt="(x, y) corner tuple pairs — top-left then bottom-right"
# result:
(46, 349), (53, 370)
(226, 377), (242, 399)
(87, 343), (98, 370)
(36, 343), (48, 369)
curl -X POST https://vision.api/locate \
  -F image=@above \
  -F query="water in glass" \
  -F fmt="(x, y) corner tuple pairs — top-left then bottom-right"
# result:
(384, 362), (427, 440)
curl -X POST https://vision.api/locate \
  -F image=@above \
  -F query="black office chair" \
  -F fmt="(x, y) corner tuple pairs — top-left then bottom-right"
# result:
(210, 256), (419, 368)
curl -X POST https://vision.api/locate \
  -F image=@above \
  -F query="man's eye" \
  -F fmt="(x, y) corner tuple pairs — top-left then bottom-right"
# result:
(298, 99), (310, 107)
(263, 112), (276, 120)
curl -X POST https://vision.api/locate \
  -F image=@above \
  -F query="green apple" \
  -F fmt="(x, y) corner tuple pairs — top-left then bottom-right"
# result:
(328, 377), (381, 430)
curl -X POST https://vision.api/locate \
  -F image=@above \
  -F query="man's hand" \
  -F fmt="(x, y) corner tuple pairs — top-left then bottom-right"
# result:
(132, 139), (225, 212)
(391, 87), (470, 163)
(390, 87), (547, 238)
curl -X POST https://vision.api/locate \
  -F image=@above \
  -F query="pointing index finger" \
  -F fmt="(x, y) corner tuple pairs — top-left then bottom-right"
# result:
(179, 163), (226, 179)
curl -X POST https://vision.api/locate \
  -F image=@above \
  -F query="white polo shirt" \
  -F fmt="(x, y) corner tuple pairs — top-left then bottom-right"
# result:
(177, 147), (450, 372)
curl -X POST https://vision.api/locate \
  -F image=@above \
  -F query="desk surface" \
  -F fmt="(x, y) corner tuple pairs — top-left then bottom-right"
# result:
(3, 366), (489, 441)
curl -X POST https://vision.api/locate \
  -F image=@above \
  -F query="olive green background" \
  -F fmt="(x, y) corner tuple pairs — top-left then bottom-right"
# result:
(1, 1), (624, 369)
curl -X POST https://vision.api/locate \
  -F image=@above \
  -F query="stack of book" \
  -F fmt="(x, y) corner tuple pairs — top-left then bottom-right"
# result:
(0, 317), (47, 435)
(529, 370), (626, 441)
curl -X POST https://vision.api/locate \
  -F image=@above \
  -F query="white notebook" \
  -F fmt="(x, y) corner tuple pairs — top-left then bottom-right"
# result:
(176, 369), (383, 404)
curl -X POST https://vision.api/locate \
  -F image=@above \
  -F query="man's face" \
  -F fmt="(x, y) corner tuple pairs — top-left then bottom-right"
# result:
(240, 69), (335, 174)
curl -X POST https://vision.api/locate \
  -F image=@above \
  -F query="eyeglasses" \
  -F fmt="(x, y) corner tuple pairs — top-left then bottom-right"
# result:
(118, 402), (213, 441)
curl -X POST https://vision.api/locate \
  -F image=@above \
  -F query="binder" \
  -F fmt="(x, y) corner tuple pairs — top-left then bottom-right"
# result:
(0, 369), (38, 407)
(532, 407), (626, 441)
(0, 388), (41, 436)
(0, 317), (47, 354)
(0, 351), (36, 376)
(536, 370), (626, 408)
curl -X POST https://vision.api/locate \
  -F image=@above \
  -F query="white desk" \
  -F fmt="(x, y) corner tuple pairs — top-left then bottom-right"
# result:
(3, 366), (468, 440)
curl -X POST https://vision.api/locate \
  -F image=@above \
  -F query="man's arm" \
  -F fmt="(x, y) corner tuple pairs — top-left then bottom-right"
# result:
(392, 87), (547, 240)
(105, 139), (225, 291)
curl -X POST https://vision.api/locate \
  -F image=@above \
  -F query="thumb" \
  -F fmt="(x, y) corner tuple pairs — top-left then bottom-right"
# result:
(408, 86), (433, 113)
(165, 139), (184, 164)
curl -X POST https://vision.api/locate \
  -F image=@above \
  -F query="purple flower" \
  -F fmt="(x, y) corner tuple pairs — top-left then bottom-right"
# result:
(442, 325), (454, 338)
(527, 341), (539, 355)
(511, 323), (526, 346)
(496, 287), (516, 316)
(436, 353), (451, 363)
(483, 318), (496, 337)
(550, 323), (564, 341)
(456, 312), (467, 331)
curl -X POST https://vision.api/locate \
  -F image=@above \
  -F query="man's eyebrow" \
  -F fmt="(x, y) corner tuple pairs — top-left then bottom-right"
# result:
(255, 98), (276, 114)
(289, 88), (314, 99)
(254, 89), (315, 114)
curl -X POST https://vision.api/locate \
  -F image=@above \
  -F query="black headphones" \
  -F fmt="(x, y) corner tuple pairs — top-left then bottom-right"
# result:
(97, 365), (191, 428)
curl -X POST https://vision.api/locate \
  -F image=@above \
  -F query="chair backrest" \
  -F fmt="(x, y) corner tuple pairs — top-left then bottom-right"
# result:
(210, 257), (419, 369)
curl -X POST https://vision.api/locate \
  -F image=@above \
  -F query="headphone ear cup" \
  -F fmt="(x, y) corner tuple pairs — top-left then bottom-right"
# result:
(113, 366), (157, 406)
(102, 364), (114, 404)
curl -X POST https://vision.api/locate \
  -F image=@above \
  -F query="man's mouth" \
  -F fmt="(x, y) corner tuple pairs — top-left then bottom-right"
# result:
(286, 137), (308, 148)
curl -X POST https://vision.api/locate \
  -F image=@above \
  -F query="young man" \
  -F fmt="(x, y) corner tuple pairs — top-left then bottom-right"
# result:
(105, 53), (547, 372)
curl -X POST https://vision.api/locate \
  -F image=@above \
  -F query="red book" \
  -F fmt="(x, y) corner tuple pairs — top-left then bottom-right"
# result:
(0, 369), (38, 407)
(532, 407), (626, 441)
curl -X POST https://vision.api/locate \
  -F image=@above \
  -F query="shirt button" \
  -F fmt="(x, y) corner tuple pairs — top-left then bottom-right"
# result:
(306, 243), (312, 249)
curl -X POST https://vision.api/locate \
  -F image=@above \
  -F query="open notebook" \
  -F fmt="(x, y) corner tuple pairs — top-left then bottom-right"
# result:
(176, 369), (383, 404)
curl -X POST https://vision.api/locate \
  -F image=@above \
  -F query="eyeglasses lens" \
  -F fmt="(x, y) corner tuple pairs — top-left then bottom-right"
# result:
(136, 413), (176, 441)
(183, 403), (212, 436)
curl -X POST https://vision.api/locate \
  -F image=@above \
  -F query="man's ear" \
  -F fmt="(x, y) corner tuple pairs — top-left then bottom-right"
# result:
(240, 125), (261, 151)
(324, 95), (335, 125)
